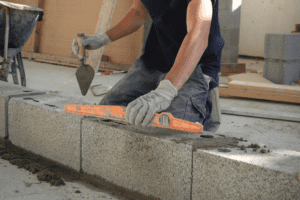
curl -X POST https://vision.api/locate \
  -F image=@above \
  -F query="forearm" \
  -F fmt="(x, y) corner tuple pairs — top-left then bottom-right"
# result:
(164, 33), (208, 90)
(106, 7), (147, 42)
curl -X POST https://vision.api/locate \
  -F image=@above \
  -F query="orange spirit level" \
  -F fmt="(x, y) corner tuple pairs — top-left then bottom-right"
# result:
(65, 105), (203, 133)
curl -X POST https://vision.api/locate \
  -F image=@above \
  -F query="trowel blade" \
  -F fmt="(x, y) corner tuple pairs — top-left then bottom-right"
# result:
(76, 64), (95, 96)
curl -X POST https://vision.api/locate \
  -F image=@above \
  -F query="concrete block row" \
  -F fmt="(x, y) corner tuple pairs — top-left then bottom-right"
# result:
(1, 81), (300, 199)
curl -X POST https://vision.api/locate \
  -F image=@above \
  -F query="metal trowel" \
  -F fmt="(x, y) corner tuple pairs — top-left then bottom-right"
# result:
(76, 33), (95, 96)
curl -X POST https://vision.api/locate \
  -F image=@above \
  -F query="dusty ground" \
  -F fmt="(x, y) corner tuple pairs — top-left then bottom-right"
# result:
(0, 140), (154, 200)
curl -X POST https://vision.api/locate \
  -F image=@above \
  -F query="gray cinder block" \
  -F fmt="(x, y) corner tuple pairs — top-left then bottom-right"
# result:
(192, 150), (300, 199)
(263, 60), (300, 85)
(265, 33), (300, 60)
(219, 0), (242, 63)
(8, 94), (87, 171)
(264, 33), (300, 85)
(0, 81), (45, 138)
(82, 119), (192, 200)
(221, 46), (239, 63)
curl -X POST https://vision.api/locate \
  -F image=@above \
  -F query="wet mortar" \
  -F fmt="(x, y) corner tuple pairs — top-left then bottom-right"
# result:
(95, 118), (241, 151)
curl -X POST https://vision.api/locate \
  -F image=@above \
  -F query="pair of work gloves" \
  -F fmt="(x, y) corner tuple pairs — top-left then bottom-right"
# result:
(72, 33), (178, 126)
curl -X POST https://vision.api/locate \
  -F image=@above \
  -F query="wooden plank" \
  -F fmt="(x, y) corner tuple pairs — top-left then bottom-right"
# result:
(297, 80), (300, 85)
(22, 51), (109, 65)
(22, 51), (81, 64)
(34, 59), (81, 68)
(221, 69), (259, 77)
(218, 87), (300, 103)
(228, 80), (300, 96)
(89, 0), (117, 73)
(221, 63), (246, 73)
(22, 51), (130, 71)
(228, 73), (274, 84)
(221, 107), (300, 122)
(34, 59), (129, 72)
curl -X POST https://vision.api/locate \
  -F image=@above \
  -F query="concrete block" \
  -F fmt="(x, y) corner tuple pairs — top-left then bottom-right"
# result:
(219, 9), (233, 29)
(82, 119), (193, 200)
(219, 4), (242, 29)
(8, 94), (88, 171)
(264, 33), (300, 60)
(263, 60), (300, 85)
(192, 150), (300, 199)
(218, 0), (232, 10)
(263, 61), (284, 84)
(0, 81), (45, 138)
(220, 28), (240, 47)
(221, 46), (239, 63)
(192, 114), (300, 199)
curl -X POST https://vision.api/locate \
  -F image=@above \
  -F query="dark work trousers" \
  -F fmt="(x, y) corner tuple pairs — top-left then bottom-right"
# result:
(99, 56), (213, 126)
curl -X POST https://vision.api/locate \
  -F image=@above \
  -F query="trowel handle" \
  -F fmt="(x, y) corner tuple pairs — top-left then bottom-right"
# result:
(77, 33), (85, 62)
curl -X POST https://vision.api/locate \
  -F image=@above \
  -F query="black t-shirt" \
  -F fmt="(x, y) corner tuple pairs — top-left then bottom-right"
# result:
(140, 0), (224, 90)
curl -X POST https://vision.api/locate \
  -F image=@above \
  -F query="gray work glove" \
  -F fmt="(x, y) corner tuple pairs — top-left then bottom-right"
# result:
(125, 80), (178, 126)
(72, 32), (112, 58)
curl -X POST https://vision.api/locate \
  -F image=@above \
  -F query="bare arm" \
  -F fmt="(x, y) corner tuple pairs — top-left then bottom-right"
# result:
(164, 0), (213, 90)
(105, 0), (151, 42)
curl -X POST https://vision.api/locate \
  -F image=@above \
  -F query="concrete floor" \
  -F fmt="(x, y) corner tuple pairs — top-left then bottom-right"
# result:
(1, 57), (300, 199)
(0, 159), (120, 200)
(4, 57), (265, 105)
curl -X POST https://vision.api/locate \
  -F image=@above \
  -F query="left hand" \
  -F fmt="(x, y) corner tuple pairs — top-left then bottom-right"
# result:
(125, 80), (178, 126)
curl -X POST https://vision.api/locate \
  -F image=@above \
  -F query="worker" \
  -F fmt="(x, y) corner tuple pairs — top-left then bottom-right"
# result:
(72, 0), (225, 132)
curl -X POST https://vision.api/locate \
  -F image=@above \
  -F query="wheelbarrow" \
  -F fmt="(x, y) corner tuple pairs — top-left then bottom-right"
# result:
(0, 1), (44, 86)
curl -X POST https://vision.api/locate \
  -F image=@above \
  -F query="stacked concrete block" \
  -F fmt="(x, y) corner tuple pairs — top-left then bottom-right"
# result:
(0, 81), (45, 139)
(263, 33), (300, 85)
(8, 94), (88, 171)
(82, 119), (192, 200)
(219, 0), (242, 63)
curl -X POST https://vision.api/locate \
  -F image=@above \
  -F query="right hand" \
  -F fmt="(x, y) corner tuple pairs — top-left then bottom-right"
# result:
(72, 32), (112, 58)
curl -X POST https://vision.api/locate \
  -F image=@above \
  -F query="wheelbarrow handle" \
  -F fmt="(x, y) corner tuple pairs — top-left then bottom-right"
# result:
(77, 33), (85, 63)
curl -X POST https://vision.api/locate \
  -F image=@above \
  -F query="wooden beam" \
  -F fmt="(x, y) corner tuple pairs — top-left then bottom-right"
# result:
(221, 63), (246, 73)
(89, 0), (117, 73)
(221, 69), (259, 77)
(22, 51), (81, 65)
(21, 51), (130, 71)
(228, 80), (300, 96)
(221, 107), (300, 122)
(22, 51), (108, 64)
(228, 73), (274, 84)
(218, 86), (300, 104)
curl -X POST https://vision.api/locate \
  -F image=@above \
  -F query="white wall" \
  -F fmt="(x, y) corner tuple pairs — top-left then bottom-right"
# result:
(239, 0), (300, 57)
